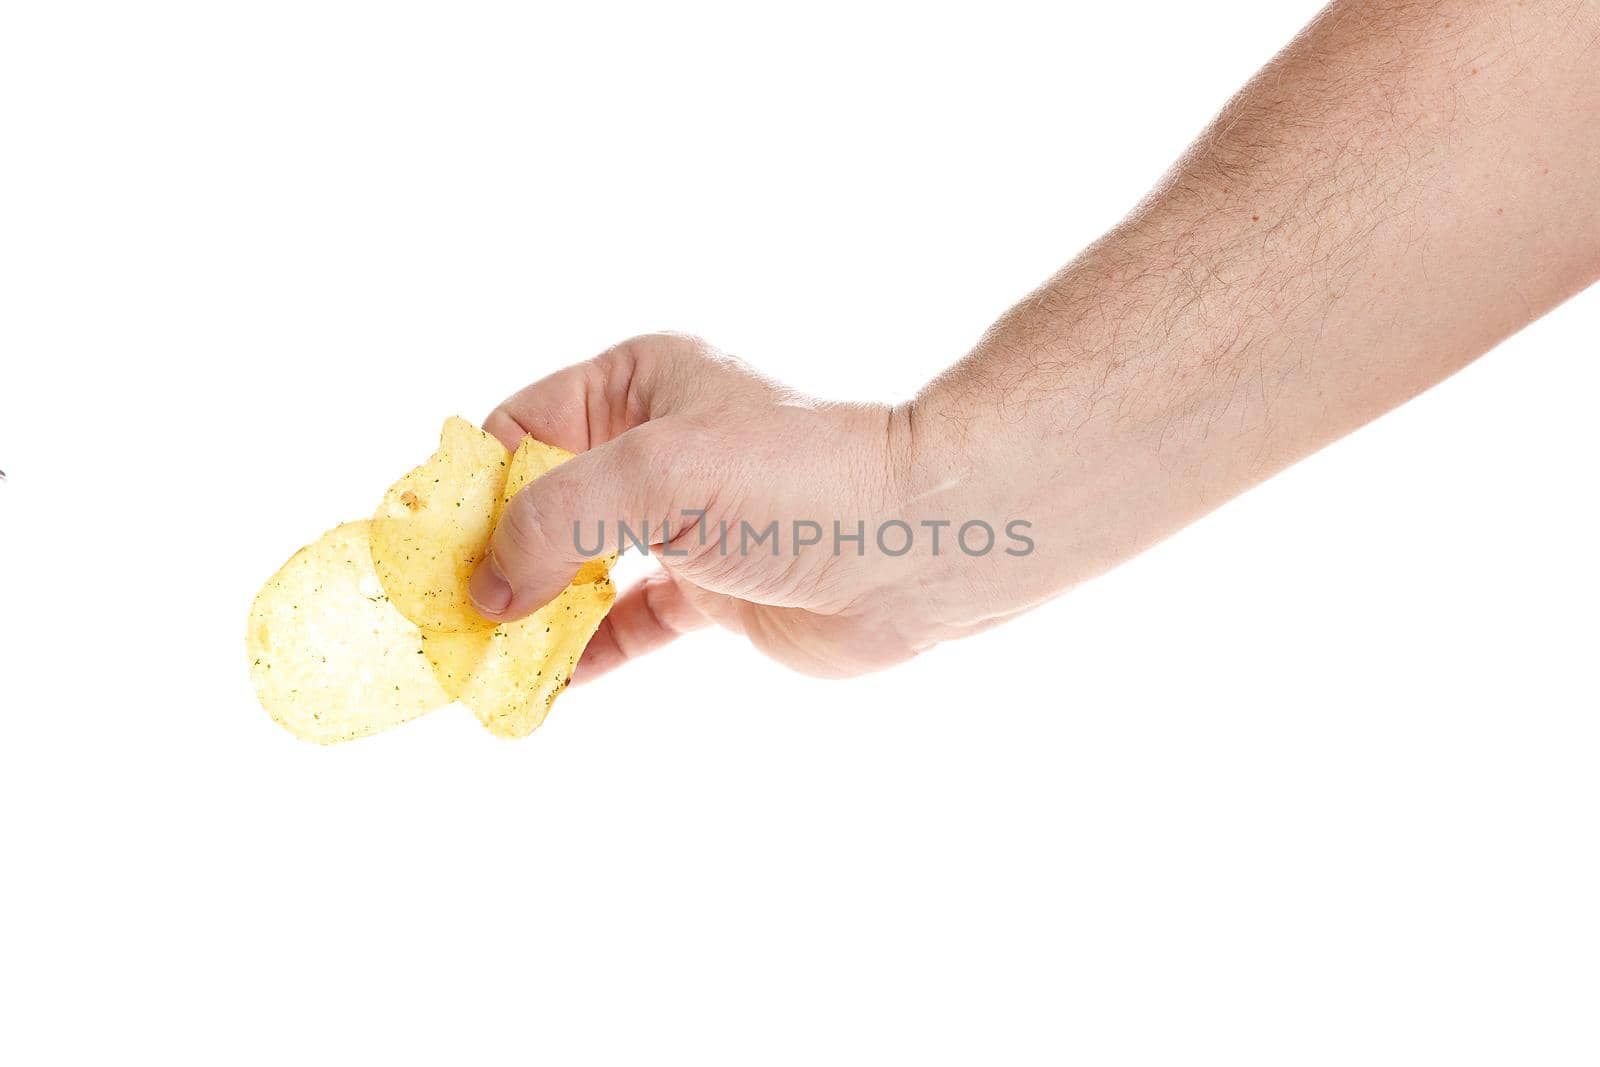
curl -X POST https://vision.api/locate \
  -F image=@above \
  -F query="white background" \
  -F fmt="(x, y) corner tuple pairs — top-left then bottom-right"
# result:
(2, 1), (1596, 1063)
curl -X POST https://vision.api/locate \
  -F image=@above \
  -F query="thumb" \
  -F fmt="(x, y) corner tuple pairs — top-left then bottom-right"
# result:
(468, 423), (707, 622)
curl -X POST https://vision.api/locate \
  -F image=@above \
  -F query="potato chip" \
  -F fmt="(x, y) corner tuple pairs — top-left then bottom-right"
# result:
(458, 564), (615, 738)
(502, 433), (574, 495)
(417, 628), (489, 698)
(371, 417), (510, 634)
(247, 521), (451, 743)
(401, 433), (575, 693)
(410, 435), (616, 737)
(248, 422), (615, 743)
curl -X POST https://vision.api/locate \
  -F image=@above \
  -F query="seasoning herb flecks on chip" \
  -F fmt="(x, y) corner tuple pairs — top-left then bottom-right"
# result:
(247, 521), (451, 743)
(371, 417), (512, 635)
(247, 420), (615, 744)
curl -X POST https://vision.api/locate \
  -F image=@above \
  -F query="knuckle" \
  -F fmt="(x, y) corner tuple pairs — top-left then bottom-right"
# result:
(660, 415), (727, 459)
(609, 425), (657, 468)
(600, 333), (717, 421)
(611, 331), (705, 369)
(624, 421), (714, 493)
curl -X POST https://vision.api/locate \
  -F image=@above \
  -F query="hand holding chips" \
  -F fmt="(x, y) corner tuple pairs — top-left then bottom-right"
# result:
(247, 418), (615, 743)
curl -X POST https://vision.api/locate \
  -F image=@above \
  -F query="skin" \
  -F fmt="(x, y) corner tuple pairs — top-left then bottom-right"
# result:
(468, 0), (1599, 681)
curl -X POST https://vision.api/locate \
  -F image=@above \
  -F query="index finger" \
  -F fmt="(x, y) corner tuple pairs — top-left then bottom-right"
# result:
(482, 334), (686, 454)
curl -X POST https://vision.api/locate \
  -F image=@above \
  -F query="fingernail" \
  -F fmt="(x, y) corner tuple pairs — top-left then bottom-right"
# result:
(469, 552), (513, 616)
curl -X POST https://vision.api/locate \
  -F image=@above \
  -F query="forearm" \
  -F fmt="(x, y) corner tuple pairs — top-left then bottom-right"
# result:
(904, 0), (1599, 634)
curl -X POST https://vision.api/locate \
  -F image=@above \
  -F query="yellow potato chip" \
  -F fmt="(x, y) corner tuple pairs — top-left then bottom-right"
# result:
(248, 422), (615, 743)
(458, 565), (615, 738)
(404, 433), (578, 695)
(371, 417), (510, 634)
(247, 521), (451, 743)
(417, 628), (489, 699)
(413, 435), (615, 737)
(503, 433), (574, 495)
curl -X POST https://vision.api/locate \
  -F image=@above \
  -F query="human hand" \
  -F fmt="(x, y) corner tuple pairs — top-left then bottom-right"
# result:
(468, 333), (977, 680)
(470, 5), (1600, 689)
